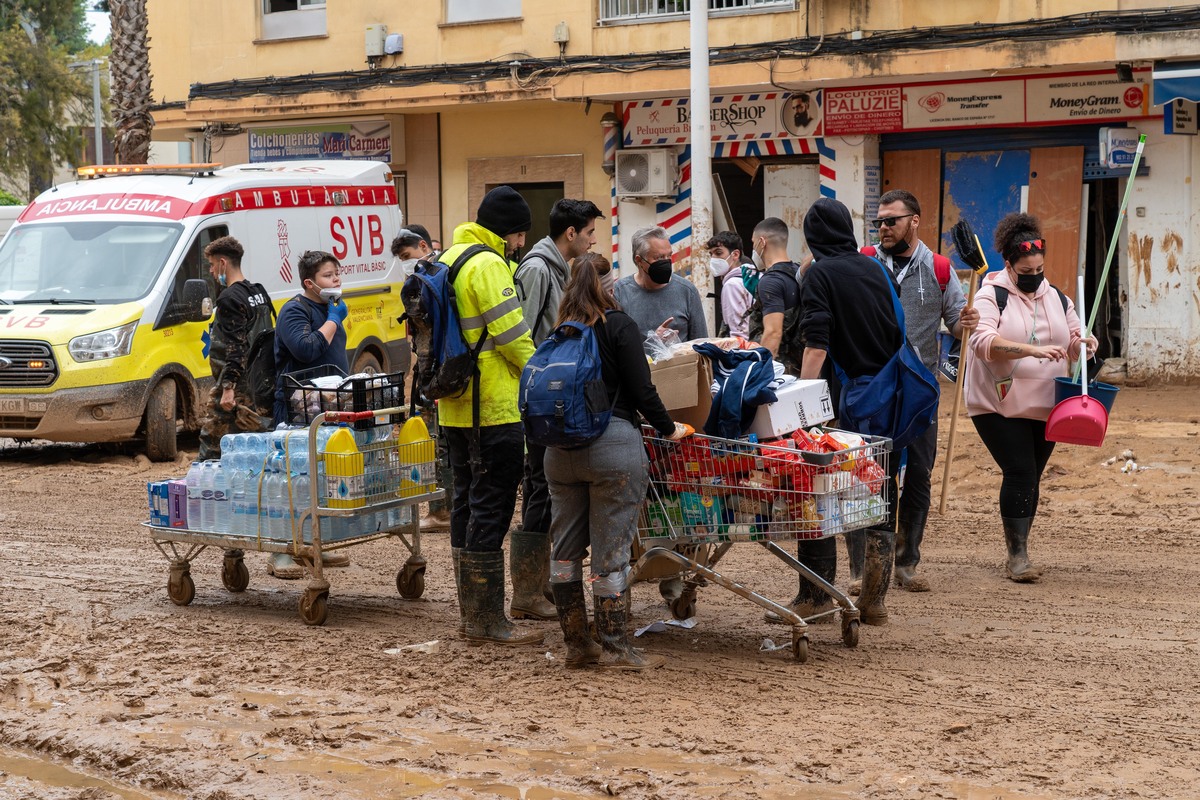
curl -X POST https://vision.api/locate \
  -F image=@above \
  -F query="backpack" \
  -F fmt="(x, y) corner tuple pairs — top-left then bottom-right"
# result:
(746, 262), (804, 372)
(519, 318), (616, 450)
(225, 282), (276, 413)
(993, 285), (1069, 316)
(400, 244), (491, 402)
(832, 260), (940, 451)
(863, 245), (958, 380)
(862, 246), (953, 292)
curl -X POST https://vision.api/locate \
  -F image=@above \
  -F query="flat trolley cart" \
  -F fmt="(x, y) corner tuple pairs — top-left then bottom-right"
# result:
(143, 406), (443, 626)
(634, 428), (892, 662)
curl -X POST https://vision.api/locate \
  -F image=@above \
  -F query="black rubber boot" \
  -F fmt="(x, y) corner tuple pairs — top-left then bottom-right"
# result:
(765, 549), (837, 625)
(508, 530), (557, 620)
(858, 528), (894, 626)
(895, 509), (931, 592)
(1002, 517), (1043, 583)
(459, 550), (544, 646)
(552, 581), (602, 668)
(451, 547), (464, 634)
(845, 529), (866, 596)
(594, 591), (665, 671)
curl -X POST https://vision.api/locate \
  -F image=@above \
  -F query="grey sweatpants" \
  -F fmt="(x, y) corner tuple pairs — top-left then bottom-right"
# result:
(545, 418), (648, 578)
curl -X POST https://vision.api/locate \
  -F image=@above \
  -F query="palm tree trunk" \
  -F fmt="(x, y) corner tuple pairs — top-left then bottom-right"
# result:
(110, 0), (153, 165)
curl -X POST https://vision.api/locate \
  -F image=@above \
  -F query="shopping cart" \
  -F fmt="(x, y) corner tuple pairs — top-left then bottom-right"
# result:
(634, 428), (891, 661)
(144, 402), (442, 626)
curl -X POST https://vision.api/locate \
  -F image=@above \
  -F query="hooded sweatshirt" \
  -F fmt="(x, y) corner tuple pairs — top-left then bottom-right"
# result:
(964, 268), (1083, 420)
(799, 198), (902, 379)
(514, 236), (572, 345)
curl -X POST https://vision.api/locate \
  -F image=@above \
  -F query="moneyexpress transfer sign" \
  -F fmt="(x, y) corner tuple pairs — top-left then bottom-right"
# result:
(249, 121), (392, 163)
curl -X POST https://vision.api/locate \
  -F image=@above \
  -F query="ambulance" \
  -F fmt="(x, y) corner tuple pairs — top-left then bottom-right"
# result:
(0, 160), (408, 460)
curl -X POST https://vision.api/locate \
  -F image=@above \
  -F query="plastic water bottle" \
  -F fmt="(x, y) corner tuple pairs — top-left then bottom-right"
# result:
(199, 461), (216, 531)
(266, 453), (287, 540)
(229, 456), (248, 537)
(212, 463), (231, 533)
(291, 466), (312, 543)
(185, 461), (203, 531)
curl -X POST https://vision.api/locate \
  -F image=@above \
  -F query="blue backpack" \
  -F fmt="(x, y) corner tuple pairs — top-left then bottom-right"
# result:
(400, 244), (490, 402)
(520, 319), (616, 450)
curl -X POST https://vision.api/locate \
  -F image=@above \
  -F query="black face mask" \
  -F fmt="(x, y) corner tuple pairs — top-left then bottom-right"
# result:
(646, 258), (673, 285)
(881, 238), (911, 257)
(1014, 271), (1045, 293)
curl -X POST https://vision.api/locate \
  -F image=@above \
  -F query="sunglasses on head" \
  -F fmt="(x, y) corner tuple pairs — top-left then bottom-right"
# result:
(871, 213), (914, 228)
(1015, 238), (1046, 254)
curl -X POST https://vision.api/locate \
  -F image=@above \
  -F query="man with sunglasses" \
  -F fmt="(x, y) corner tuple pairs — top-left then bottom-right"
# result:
(862, 190), (978, 593)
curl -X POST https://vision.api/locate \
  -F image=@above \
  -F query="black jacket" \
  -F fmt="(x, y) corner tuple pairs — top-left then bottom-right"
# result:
(593, 310), (674, 436)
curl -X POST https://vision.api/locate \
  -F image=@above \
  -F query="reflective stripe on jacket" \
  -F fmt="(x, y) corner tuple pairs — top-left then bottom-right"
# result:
(438, 222), (535, 427)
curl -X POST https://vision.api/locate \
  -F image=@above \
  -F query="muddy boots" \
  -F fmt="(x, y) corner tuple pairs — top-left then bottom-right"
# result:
(894, 508), (931, 592)
(764, 543), (837, 624)
(458, 550), (544, 646)
(845, 529), (866, 596)
(551, 580), (602, 668)
(594, 589), (665, 671)
(508, 530), (557, 620)
(451, 547), (465, 634)
(858, 528), (894, 626)
(1002, 517), (1043, 583)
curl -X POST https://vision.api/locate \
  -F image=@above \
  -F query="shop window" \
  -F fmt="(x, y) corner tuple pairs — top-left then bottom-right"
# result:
(445, 0), (521, 24)
(261, 0), (326, 41)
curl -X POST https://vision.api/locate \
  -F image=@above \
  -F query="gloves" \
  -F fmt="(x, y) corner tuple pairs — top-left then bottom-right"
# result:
(666, 422), (694, 441)
(326, 299), (349, 325)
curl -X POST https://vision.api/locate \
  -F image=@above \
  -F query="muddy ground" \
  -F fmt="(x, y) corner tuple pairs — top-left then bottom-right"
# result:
(1, 385), (1198, 800)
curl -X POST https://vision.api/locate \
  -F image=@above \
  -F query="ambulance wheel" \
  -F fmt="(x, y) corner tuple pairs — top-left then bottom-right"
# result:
(222, 552), (250, 593)
(145, 379), (178, 462)
(792, 632), (809, 663)
(299, 588), (329, 626)
(168, 564), (195, 606)
(353, 350), (383, 376)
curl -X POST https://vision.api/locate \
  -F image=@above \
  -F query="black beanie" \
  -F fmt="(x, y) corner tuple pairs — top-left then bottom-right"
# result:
(476, 186), (532, 237)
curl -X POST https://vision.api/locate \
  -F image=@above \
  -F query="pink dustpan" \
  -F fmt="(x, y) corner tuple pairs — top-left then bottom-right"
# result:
(1046, 277), (1108, 447)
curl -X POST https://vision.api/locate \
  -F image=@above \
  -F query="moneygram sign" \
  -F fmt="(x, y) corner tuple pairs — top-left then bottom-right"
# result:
(249, 120), (392, 163)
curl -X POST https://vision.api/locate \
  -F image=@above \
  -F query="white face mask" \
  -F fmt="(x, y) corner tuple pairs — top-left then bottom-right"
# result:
(394, 257), (419, 277)
(751, 250), (765, 271)
(319, 287), (342, 304)
(709, 257), (731, 277)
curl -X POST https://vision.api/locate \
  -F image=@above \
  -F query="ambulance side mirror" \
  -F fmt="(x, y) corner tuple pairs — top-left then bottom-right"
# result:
(181, 279), (213, 322)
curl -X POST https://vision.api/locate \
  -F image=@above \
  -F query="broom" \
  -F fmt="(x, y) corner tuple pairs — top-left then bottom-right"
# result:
(938, 219), (990, 515)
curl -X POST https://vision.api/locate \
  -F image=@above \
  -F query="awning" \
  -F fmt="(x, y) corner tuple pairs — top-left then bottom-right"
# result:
(1153, 61), (1200, 105)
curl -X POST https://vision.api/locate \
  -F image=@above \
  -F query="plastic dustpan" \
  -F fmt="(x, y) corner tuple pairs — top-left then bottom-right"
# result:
(1046, 277), (1108, 447)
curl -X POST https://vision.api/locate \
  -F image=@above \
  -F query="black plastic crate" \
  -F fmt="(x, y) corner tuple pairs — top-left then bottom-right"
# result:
(283, 364), (405, 430)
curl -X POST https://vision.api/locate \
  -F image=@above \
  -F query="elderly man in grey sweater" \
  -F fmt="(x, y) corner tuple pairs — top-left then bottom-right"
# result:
(509, 198), (605, 621)
(614, 226), (708, 343)
(863, 189), (977, 592)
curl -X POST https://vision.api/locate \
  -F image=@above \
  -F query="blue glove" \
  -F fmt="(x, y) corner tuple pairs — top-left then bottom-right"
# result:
(326, 299), (349, 325)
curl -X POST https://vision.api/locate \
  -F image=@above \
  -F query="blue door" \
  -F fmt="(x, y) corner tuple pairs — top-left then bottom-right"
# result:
(940, 150), (1030, 272)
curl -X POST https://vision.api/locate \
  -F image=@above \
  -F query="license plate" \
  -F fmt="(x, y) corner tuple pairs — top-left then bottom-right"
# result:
(0, 397), (26, 414)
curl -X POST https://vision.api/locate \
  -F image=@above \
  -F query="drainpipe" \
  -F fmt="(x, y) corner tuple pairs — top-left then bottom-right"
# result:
(689, 0), (714, 333)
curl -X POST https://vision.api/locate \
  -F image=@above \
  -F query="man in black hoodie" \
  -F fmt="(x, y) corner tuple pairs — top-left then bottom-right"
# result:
(796, 197), (902, 626)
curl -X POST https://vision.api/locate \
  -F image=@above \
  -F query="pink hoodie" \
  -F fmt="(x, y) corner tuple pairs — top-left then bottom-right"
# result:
(964, 268), (1083, 420)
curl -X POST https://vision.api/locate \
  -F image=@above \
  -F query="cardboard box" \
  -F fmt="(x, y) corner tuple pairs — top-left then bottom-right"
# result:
(649, 349), (713, 431)
(167, 480), (188, 528)
(748, 379), (834, 440)
(146, 480), (170, 527)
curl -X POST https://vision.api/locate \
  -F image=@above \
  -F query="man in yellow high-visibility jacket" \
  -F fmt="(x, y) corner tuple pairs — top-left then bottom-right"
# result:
(442, 186), (543, 646)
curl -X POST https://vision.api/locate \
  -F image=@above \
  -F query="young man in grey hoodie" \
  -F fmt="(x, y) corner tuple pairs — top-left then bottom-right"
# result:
(510, 198), (605, 621)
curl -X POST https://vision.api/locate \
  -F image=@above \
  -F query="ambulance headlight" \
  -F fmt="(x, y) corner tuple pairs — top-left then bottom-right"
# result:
(69, 322), (138, 362)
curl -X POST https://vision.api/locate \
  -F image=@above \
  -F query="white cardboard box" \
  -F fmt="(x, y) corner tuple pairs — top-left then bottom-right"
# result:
(748, 379), (835, 440)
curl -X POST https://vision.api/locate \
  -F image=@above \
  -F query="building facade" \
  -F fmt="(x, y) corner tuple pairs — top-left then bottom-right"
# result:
(147, 1), (1200, 379)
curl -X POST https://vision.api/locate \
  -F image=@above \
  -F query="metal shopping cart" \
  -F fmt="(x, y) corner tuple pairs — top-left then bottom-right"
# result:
(144, 370), (442, 626)
(634, 427), (891, 661)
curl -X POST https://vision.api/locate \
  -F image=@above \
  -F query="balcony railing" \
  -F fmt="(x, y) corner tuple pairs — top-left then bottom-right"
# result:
(600, 0), (795, 24)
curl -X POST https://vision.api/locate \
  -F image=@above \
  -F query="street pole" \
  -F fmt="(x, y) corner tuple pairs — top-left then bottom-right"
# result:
(92, 59), (103, 165)
(689, 0), (714, 332)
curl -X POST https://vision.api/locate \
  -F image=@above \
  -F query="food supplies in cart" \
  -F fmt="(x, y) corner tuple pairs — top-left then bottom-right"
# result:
(283, 365), (405, 430)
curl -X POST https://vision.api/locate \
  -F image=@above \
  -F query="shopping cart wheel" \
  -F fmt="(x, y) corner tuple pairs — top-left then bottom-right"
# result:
(669, 592), (696, 621)
(841, 617), (860, 648)
(167, 563), (195, 607)
(221, 552), (250, 593)
(299, 588), (329, 626)
(396, 562), (426, 600)
(791, 631), (809, 663)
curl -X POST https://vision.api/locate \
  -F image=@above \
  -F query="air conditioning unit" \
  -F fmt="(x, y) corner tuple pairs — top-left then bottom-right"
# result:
(615, 148), (677, 198)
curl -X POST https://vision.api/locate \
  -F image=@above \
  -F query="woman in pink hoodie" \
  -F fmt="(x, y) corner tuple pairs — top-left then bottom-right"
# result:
(964, 214), (1097, 583)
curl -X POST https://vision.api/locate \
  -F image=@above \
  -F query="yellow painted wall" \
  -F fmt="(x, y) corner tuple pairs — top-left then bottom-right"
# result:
(438, 101), (611, 255)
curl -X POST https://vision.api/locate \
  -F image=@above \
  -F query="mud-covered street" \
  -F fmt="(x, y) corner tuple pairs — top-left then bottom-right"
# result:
(1, 385), (1198, 799)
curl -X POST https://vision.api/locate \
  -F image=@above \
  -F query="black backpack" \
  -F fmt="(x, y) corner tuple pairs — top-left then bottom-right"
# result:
(746, 262), (804, 372)
(238, 283), (277, 413)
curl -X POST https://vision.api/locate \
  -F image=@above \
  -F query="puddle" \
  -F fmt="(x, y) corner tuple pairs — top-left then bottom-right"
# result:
(0, 746), (186, 800)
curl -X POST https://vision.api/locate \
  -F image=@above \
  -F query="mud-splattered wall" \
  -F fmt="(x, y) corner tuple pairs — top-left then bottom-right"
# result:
(1124, 122), (1200, 381)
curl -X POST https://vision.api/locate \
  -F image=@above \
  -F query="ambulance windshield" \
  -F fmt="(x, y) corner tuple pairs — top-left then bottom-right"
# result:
(0, 221), (183, 304)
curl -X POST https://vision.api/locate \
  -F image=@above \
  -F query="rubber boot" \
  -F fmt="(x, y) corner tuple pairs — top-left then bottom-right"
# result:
(764, 551), (837, 625)
(458, 550), (544, 646)
(552, 581), (602, 668)
(1002, 517), (1043, 583)
(451, 547), (465, 635)
(594, 590), (664, 671)
(894, 510), (930, 592)
(845, 529), (865, 596)
(858, 528), (894, 626)
(508, 530), (557, 620)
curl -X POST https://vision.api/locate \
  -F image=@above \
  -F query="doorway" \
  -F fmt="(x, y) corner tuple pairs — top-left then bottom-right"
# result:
(492, 181), (563, 254)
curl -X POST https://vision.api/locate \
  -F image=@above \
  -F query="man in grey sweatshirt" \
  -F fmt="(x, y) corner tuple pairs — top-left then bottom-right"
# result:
(509, 198), (605, 621)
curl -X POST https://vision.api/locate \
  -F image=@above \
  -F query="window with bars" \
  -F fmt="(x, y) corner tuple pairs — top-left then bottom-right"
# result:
(600, 0), (793, 23)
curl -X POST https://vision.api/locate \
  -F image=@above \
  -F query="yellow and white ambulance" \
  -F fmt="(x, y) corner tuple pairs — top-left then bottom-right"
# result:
(0, 161), (408, 460)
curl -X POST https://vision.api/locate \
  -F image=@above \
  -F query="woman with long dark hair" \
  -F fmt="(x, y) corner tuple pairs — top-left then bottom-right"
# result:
(964, 213), (1097, 582)
(545, 253), (688, 671)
